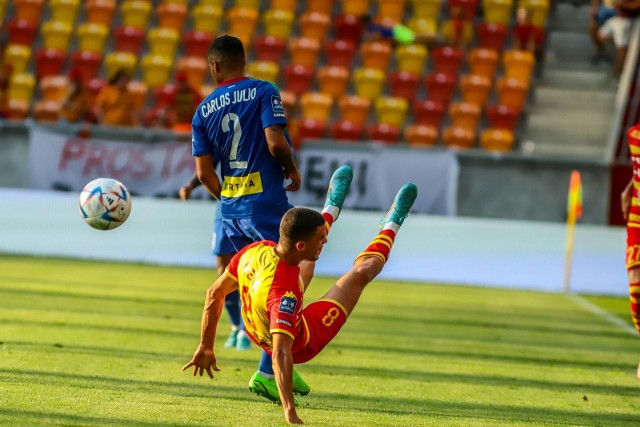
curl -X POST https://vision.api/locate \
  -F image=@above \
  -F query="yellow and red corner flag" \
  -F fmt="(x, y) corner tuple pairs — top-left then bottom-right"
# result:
(564, 170), (582, 292)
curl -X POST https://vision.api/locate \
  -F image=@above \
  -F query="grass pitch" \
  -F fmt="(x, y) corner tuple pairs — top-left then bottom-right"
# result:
(0, 255), (639, 426)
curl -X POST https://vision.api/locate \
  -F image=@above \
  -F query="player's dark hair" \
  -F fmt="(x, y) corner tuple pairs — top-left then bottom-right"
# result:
(207, 35), (245, 70)
(280, 208), (325, 247)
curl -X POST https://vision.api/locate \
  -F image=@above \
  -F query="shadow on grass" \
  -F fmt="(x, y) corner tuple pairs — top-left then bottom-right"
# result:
(0, 408), (192, 427)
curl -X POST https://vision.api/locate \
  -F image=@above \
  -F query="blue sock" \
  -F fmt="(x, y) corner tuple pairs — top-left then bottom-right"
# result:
(258, 350), (274, 376)
(224, 290), (242, 328)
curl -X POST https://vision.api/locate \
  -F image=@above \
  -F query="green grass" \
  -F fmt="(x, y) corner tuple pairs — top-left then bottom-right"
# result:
(0, 255), (639, 426)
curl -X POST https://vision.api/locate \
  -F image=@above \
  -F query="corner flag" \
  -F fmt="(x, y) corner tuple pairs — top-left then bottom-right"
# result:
(564, 170), (582, 292)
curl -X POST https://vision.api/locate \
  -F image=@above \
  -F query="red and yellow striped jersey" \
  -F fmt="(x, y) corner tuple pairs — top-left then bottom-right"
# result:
(629, 124), (640, 227)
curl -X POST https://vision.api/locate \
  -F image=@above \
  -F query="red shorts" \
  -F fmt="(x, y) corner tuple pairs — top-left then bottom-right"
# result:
(292, 299), (348, 364)
(627, 220), (640, 270)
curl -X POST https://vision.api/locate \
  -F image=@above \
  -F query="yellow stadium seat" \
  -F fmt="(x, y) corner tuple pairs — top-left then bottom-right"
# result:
(339, 95), (371, 125)
(497, 77), (529, 111)
(484, 0), (513, 25)
(227, 7), (259, 48)
(300, 12), (331, 42)
(271, 0), (297, 11)
(40, 75), (68, 101)
(51, 0), (80, 24)
(264, 9), (295, 39)
(141, 54), (173, 88)
(412, 0), (441, 20)
(192, 5), (223, 35)
(520, 0), (550, 26)
(460, 74), (492, 106)
(120, 0), (152, 30)
(317, 66), (350, 99)
(0, 0), (6, 22)
(405, 124), (439, 146)
(443, 126), (476, 149)
(407, 18), (438, 39)
(503, 49), (536, 83)
(361, 41), (392, 70)
(441, 19), (474, 46)
(177, 57), (209, 89)
(85, 0), (116, 26)
(4, 44), (31, 74)
(15, 0), (45, 23)
(127, 80), (148, 111)
(148, 27), (180, 59)
(41, 21), (73, 51)
(307, 0), (333, 14)
(289, 38), (321, 68)
(9, 73), (36, 102)
(375, 97), (409, 128)
(480, 128), (515, 152)
(246, 61), (280, 83)
(301, 92), (333, 122)
(105, 52), (137, 80)
(396, 44), (428, 74)
(163, 0), (189, 4)
(468, 48), (499, 80)
(450, 102), (481, 130)
(378, 0), (405, 24)
(234, 0), (260, 8)
(157, 2), (187, 31)
(199, 0), (224, 5)
(77, 23), (109, 54)
(354, 68), (385, 100)
(341, 0), (369, 15)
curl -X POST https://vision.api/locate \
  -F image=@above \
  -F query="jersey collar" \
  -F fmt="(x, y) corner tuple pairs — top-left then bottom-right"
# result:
(217, 76), (249, 87)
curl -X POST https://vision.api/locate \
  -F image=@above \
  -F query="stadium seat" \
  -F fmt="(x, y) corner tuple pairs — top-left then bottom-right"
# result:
(378, 0), (405, 23)
(468, 48), (499, 80)
(15, 0), (45, 23)
(405, 124), (439, 146)
(192, 4), (223, 35)
(413, 99), (446, 127)
(520, 0), (550, 27)
(77, 23), (109, 54)
(412, 0), (441, 20)
(407, 18), (438, 40)
(396, 44), (428, 75)
(325, 39), (357, 68)
(184, 31), (215, 58)
(300, 12), (331, 42)
(331, 120), (364, 141)
(307, 0), (333, 14)
(9, 73), (36, 103)
(443, 126), (476, 149)
(272, 0), (297, 11)
(246, 61), (280, 83)
(120, 0), (152, 30)
(432, 47), (465, 78)
(301, 92), (333, 122)
(50, 0), (80, 24)
(477, 23), (507, 52)
(497, 77), (529, 111)
(105, 52), (137, 79)
(450, 102), (481, 130)
(70, 51), (102, 83)
(460, 74), (492, 106)
(35, 49), (66, 78)
(450, 0), (478, 20)
(227, 7), (260, 48)
(425, 73), (457, 106)
(142, 54), (173, 88)
(480, 128), (514, 152)
(367, 123), (401, 143)
(503, 49), (536, 83)
(375, 97), (409, 128)
(289, 38), (321, 68)
(85, 0), (116, 26)
(40, 75), (68, 101)
(483, 0), (512, 25)
(441, 19), (474, 47)
(341, 0), (370, 15)
(283, 64), (314, 96)
(487, 104), (520, 131)
(254, 36), (286, 63)
(354, 68), (385, 100)
(127, 80), (148, 112)
(199, 0), (224, 5)
(114, 26), (146, 55)
(4, 45), (31, 74)
(317, 66), (350, 99)
(264, 9), (295, 39)
(335, 15), (363, 45)
(339, 95), (371, 125)
(148, 28), (180, 59)
(235, 0), (261, 7)
(41, 21), (73, 51)
(0, 0), (6, 23)
(361, 41), (393, 71)
(86, 78), (106, 102)
(7, 99), (30, 120)
(7, 19), (38, 46)
(389, 71), (421, 100)
(297, 118), (327, 143)
(152, 84), (176, 108)
(176, 57), (209, 89)
(157, 2), (187, 31)
(280, 89), (297, 116)
(33, 100), (62, 123)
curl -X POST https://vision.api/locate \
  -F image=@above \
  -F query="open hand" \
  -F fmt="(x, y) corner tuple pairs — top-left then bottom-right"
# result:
(182, 346), (219, 379)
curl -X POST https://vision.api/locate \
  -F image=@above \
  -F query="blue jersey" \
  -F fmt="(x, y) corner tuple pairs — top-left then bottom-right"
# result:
(192, 77), (290, 219)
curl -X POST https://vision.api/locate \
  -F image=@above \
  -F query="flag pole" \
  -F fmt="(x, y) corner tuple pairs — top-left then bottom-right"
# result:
(563, 171), (582, 293)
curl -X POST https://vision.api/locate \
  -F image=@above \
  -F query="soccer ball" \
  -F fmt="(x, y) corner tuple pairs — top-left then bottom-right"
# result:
(78, 178), (132, 230)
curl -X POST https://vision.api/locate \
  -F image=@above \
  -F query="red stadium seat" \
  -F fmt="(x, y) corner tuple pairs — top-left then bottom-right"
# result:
(283, 65), (314, 96)
(35, 49), (66, 78)
(114, 26), (146, 55)
(331, 120), (364, 142)
(298, 118), (327, 143)
(449, 0), (477, 20)
(367, 123), (401, 143)
(425, 73), (457, 106)
(389, 71), (421, 100)
(432, 47), (464, 78)
(477, 23), (507, 52)
(335, 15), (363, 45)
(184, 31), (215, 58)
(487, 104), (520, 131)
(86, 78), (106, 103)
(153, 84), (177, 108)
(7, 19), (38, 46)
(70, 50), (102, 83)
(254, 35), (286, 63)
(325, 39), (357, 68)
(413, 99), (445, 128)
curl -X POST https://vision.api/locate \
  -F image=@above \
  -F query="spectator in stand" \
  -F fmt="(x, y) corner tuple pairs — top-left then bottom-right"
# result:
(94, 69), (139, 127)
(60, 68), (94, 124)
(597, 0), (640, 78)
(359, 14), (437, 47)
(153, 71), (203, 133)
(589, 0), (617, 64)
(513, 8), (545, 62)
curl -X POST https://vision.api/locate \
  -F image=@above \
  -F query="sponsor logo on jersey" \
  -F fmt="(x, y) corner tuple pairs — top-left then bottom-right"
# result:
(279, 291), (298, 315)
(221, 172), (264, 198)
(276, 318), (293, 327)
(271, 95), (286, 118)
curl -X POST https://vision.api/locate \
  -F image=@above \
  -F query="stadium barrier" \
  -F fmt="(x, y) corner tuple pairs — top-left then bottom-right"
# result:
(0, 188), (626, 296)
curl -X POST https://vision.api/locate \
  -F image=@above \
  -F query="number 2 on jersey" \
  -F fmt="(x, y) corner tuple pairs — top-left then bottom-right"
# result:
(221, 113), (248, 170)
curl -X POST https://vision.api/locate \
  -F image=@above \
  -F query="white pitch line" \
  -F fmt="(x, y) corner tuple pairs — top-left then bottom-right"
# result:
(567, 293), (638, 336)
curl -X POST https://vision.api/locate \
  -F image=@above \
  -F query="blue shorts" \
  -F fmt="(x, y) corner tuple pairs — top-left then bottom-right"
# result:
(597, 5), (616, 26)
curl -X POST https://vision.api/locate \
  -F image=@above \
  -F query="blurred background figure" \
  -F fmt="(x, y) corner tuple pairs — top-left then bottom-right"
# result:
(94, 69), (139, 127)
(589, 0), (616, 64)
(514, 8), (545, 61)
(596, 0), (640, 77)
(60, 68), (94, 124)
(150, 71), (202, 133)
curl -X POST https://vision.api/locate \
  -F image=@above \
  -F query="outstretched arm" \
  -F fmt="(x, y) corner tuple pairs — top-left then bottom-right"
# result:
(179, 173), (202, 200)
(622, 177), (633, 221)
(272, 333), (303, 425)
(195, 154), (222, 200)
(265, 125), (301, 192)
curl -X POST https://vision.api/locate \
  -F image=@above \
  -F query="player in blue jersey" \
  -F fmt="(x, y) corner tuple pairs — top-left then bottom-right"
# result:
(190, 34), (310, 403)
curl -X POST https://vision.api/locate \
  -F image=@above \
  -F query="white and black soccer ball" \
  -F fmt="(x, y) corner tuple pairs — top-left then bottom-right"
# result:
(78, 178), (132, 230)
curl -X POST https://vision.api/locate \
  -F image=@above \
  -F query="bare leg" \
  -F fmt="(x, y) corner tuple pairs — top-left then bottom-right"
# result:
(615, 47), (628, 78)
